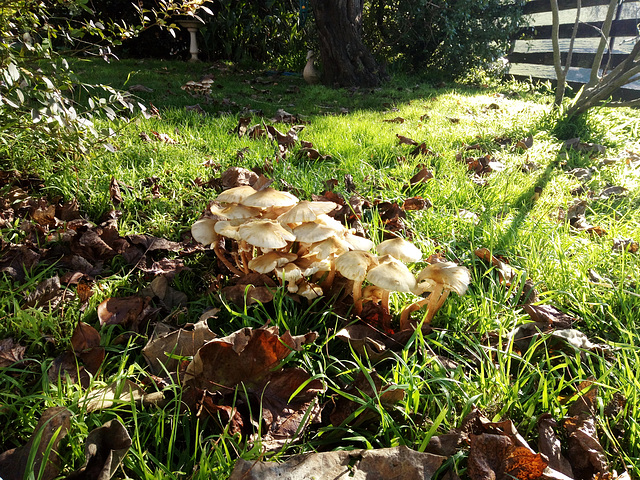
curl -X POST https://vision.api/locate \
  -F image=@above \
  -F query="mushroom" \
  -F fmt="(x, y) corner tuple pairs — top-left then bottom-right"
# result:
(335, 250), (379, 315)
(241, 187), (299, 209)
(192, 218), (243, 275)
(344, 230), (375, 251)
(238, 219), (296, 249)
(366, 255), (417, 316)
(277, 200), (337, 225)
(376, 237), (422, 263)
(275, 263), (304, 292)
(399, 261), (470, 330)
(216, 185), (257, 204)
(297, 280), (323, 301)
(248, 251), (298, 274)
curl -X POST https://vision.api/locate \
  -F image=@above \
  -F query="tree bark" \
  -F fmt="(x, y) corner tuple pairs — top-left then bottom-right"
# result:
(309, 0), (387, 87)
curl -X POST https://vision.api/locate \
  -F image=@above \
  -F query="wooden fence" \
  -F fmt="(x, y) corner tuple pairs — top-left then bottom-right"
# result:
(508, 0), (640, 98)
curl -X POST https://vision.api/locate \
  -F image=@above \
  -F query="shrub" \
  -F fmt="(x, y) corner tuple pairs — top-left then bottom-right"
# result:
(364, 0), (525, 79)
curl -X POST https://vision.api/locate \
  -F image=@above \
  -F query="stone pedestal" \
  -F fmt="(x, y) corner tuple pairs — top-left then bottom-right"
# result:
(177, 18), (204, 62)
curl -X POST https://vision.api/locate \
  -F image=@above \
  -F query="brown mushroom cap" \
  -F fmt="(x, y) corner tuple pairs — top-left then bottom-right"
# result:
(191, 218), (218, 245)
(248, 251), (298, 274)
(366, 257), (417, 293)
(335, 251), (379, 282)
(216, 186), (257, 204)
(277, 200), (338, 225)
(238, 219), (296, 249)
(413, 262), (470, 295)
(376, 238), (422, 263)
(241, 188), (299, 208)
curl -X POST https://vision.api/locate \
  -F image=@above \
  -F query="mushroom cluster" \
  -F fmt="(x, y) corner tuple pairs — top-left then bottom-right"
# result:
(192, 185), (470, 329)
(191, 185), (375, 301)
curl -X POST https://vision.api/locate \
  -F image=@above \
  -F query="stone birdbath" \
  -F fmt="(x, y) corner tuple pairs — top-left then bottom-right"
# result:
(176, 17), (205, 62)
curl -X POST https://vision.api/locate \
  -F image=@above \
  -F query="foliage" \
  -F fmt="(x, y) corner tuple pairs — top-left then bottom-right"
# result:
(363, 0), (525, 79)
(0, 0), (205, 167)
(198, 0), (307, 67)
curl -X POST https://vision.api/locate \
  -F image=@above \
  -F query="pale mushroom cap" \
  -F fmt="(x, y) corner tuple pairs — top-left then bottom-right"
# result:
(309, 236), (351, 259)
(414, 262), (470, 295)
(344, 230), (375, 251)
(216, 185), (257, 204)
(222, 204), (261, 220)
(241, 188), (299, 208)
(376, 238), (422, 263)
(238, 219), (296, 248)
(214, 220), (241, 241)
(298, 281), (323, 300)
(366, 257), (417, 293)
(191, 218), (218, 245)
(261, 205), (294, 220)
(293, 221), (342, 244)
(277, 200), (338, 225)
(248, 251), (298, 274)
(295, 254), (332, 276)
(315, 214), (345, 231)
(335, 250), (379, 282)
(209, 202), (229, 219)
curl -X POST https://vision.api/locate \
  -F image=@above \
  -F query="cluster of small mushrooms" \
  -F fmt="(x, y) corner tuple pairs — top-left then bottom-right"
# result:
(192, 185), (470, 331)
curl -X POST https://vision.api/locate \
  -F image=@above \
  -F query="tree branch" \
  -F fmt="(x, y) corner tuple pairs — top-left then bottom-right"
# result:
(588, 0), (618, 87)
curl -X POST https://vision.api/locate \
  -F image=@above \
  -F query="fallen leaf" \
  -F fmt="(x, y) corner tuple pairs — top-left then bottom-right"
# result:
(564, 138), (606, 154)
(563, 414), (609, 479)
(65, 419), (131, 480)
(409, 166), (434, 185)
(474, 248), (519, 285)
(0, 338), (26, 368)
(128, 84), (153, 92)
(142, 318), (217, 376)
(537, 414), (574, 478)
(397, 134), (418, 145)
(402, 197), (432, 211)
(612, 238), (638, 253)
(97, 296), (146, 328)
(523, 304), (575, 329)
(383, 116), (405, 123)
(0, 407), (72, 480)
(229, 446), (445, 480)
(515, 135), (533, 150)
(71, 321), (105, 375)
(151, 131), (178, 144)
(109, 177), (123, 206)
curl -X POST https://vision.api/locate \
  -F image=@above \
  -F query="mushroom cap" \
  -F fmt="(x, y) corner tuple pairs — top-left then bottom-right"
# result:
(293, 221), (342, 244)
(214, 220), (241, 241)
(315, 214), (345, 231)
(366, 257), (417, 293)
(376, 238), (422, 263)
(335, 250), (379, 282)
(344, 230), (375, 251)
(208, 202), (229, 219)
(241, 188), (299, 208)
(309, 235), (351, 260)
(295, 254), (332, 276)
(216, 186), (257, 204)
(298, 280), (323, 301)
(277, 200), (338, 225)
(222, 204), (262, 220)
(238, 219), (296, 248)
(248, 251), (298, 274)
(191, 218), (218, 245)
(362, 285), (385, 303)
(413, 262), (470, 295)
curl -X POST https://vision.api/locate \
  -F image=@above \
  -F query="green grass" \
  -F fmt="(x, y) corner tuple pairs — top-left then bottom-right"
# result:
(1, 57), (640, 478)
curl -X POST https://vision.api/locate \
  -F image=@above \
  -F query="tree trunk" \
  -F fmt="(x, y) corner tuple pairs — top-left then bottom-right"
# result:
(309, 0), (387, 87)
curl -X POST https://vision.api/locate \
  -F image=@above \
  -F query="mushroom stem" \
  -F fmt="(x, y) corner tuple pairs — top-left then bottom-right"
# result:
(352, 280), (364, 315)
(239, 240), (252, 274)
(320, 263), (336, 291)
(213, 244), (243, 276)
(380, 289), (391, 314)
(399, 284), (448, 330)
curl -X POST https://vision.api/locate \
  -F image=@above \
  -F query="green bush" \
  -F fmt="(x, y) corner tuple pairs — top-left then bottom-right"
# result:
(364, 0), (525, 79)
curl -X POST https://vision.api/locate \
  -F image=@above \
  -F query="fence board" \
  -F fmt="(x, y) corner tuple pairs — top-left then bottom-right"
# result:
(507, 0), (640, 97)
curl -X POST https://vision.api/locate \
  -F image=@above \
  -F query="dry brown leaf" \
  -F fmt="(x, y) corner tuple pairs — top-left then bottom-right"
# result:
(0, 407), (71, 480)
(563, 414), (609, 479)
(142, 318), (217, 376)
(474, 248), (519, 285)
(71, 321), (105, 375)
(383, 116), (405, 123)
(65, 419), (131, 480)
(229, 446), (445, 480)
(0, 338), (26, 368)
(397, 134), (418, 145)
(515, 135), (533, 150)
(97, 296), (146, 328)
(538, 414), (574, 478)
(109, 177), (123, 206)
(402, 197), (433, 211)
(523, 304), (575, 329)
(612, 238), (638, 253)
(409, 166), (434, 185)
(468, 433), (547, 480)
(151, 131), (178, 144)
(220, 166), (258, 188)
